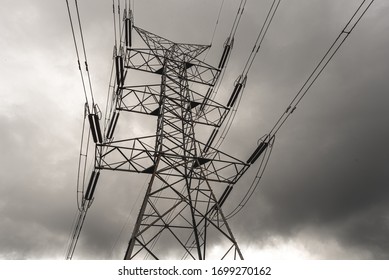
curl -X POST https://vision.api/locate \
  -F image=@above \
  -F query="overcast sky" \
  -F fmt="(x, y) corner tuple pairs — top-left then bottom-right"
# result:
(1, 0), (388, 260)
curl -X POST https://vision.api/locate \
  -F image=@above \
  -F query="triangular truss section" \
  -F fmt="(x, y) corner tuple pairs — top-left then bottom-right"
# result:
(134, 26), (210, 61)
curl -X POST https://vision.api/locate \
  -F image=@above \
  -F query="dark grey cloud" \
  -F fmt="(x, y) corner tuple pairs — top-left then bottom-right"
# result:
(229, 0), (389, 258)
(1, 0), (388, 259)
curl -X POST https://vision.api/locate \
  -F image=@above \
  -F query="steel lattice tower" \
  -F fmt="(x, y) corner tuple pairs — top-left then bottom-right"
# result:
(92, 24), (254, 260)
(66, 0), (374, 261)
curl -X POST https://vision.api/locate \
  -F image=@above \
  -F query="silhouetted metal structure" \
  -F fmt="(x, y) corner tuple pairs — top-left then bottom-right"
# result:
(99, 23), (258, 259)
(66, 0), (372, 261)
(64, 0), (277, 260)
(65, 1), (273, 260)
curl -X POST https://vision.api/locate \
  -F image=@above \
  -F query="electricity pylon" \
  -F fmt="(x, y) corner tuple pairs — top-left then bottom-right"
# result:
(82, 14), (272, 259)
(68, 0), (374, 261)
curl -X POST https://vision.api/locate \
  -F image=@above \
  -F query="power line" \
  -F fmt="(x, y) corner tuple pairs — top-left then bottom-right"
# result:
(209, 0), (225, 46)
(229, 0), (247, 39)
(65, 0), (89, 107)
(203, 0), (225, 61)
(268, 0), (375, 137)
(242, 0), (281, 76)
(207, 0), (247, 101)
(64, 0), (102, 260)
(212, 0), (282, 151)
(74, 0), (96, 107)
(225, 135), (275, 219)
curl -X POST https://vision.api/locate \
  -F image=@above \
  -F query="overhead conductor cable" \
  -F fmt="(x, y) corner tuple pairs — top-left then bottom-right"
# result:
(212, 0), (281, 151)
(269, 0), (375, 137)
(64, 0), (103, 260)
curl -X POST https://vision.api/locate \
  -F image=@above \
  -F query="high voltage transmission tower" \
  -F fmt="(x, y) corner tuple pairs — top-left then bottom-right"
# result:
(65, 0), (274, 260)
(66, 0), (374, 260)
(99, 22), (260, 260)
(116, 27), (240, 259)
